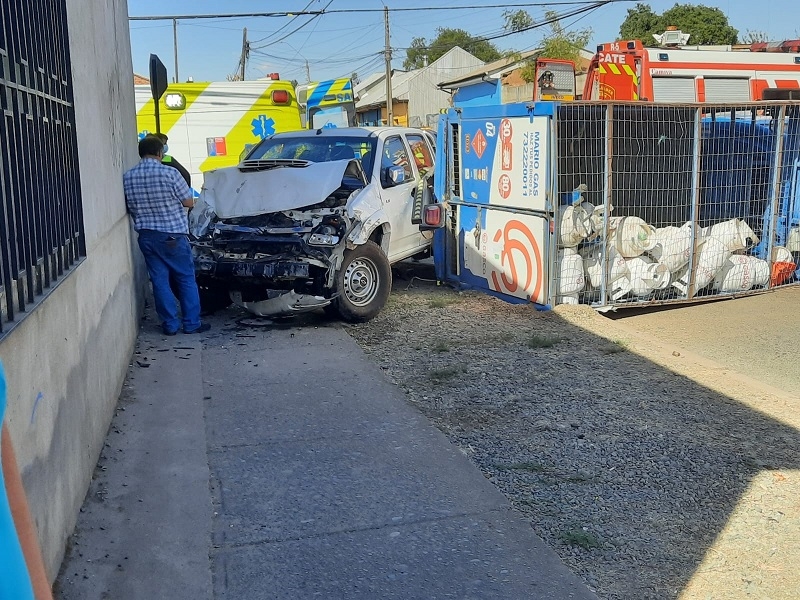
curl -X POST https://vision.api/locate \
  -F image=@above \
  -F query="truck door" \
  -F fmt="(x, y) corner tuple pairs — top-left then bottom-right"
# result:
(379, 134), (427, 261)
(434, 105), (554, 308)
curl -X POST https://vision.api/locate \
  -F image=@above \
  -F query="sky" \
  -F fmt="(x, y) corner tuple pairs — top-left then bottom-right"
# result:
(127, 0), (800, 84)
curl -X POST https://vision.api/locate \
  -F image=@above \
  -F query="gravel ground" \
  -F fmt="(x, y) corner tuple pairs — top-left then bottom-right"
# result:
(345, 262), (800, 600)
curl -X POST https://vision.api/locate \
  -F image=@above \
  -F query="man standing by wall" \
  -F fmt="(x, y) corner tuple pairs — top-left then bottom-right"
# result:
(123, 136), (210, 335)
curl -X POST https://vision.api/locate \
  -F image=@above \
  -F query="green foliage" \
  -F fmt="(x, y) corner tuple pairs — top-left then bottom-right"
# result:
(404, 28), (501, 70)
(427, 365), (465, 383)
(619, 3), (739, 46)
(560, 528), (602, 550)
(503, 10), (592, 83)
(503, 9), (534, 33)
(432, 339), (451, 353)
(619, 2), (661, 44)
(527, 334), (560, 349)
(740, 30), (770, 44)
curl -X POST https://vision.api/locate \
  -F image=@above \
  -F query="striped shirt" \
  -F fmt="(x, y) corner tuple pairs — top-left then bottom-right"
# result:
(123, 158), (193, 234)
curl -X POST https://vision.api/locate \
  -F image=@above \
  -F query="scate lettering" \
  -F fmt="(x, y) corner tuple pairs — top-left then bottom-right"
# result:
(599, 53), (627, 64)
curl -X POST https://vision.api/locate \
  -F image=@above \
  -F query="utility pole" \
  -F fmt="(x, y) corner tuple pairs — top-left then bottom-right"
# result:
(383, 6), (393, 126)
(172, 19), (179, 83)
(239, 27), (248, 81)
(305, 59), (311, 83)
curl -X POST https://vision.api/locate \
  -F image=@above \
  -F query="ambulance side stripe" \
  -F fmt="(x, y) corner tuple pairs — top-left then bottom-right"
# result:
(306, 80), (335, 108)
(135, 82), (212, 138)
(198, 83), (299, 173)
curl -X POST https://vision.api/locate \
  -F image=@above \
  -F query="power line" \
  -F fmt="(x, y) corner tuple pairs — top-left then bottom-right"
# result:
(391, 0), (617, 52)
(249, 0), (318, 45)
(128, 2), (633, 21)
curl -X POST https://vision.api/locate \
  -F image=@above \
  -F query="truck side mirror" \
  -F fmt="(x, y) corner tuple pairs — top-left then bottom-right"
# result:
(383, 165), (406, 187)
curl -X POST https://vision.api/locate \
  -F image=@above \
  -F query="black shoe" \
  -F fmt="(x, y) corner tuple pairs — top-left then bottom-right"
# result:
(184, 322), (211, 334)
(163, 327), (179, 336)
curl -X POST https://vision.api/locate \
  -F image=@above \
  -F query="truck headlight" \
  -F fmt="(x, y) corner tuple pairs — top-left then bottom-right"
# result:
(308, 233), (340, 246)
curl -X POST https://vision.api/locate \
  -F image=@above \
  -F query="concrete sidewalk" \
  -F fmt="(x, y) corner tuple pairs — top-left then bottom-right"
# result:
(56, 312), (597, 599)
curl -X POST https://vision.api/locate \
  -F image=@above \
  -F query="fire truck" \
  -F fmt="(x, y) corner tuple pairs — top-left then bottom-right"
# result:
(584, 28), (800, 102)
(532, 57), (578, 101)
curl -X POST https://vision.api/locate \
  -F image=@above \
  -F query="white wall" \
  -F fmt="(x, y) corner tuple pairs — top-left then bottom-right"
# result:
(0, 0), (143, 579)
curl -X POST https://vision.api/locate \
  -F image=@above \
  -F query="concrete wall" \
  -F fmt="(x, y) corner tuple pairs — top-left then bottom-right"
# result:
(0, 0), (142, 580)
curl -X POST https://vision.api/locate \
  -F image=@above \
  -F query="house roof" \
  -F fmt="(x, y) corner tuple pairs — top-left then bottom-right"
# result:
(134, 73), (150, 85)
(356, 70), (414, 109)
(438, 50), (541, 89)
(356, 46), (483, 110)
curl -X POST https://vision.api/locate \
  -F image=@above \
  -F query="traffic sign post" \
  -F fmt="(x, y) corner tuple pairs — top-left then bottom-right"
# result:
(148, 54), (168, 133)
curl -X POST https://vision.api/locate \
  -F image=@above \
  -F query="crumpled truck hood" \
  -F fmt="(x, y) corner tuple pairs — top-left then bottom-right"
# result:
(200, 159), (359, 219)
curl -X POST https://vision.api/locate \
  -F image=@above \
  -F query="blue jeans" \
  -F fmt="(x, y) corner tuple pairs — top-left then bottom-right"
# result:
(137, 230), (201, 333)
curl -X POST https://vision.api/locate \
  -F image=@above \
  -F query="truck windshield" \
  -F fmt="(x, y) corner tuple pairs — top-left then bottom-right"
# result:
(247, 136), (378, 181)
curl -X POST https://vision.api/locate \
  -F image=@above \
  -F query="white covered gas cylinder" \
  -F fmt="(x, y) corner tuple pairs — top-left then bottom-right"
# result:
(649, 222), (693, 273)
(626, 256), (671, 297)
(607, 216), (657, 258)
(557, 248), (585, 304)
(706, 219), (759, 252)
(559, 202), (595, 248)
(672, 237), (731, 294)
(712, 255), (769, 292)
(581, 244), (629, 290)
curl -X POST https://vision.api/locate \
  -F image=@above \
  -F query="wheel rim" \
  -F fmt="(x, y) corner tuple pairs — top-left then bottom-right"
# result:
(343, 256), (380, 307)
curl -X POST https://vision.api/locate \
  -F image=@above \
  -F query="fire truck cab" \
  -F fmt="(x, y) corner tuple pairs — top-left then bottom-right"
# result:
(532, 58), (578, 101)
(584, 28), (800, 103)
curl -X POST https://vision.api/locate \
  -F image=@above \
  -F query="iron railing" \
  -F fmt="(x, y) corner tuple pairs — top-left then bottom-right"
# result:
(0, 0), (84, 335)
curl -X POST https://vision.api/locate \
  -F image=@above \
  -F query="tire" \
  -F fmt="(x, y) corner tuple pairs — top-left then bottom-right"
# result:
(197, 281), (232, 315)
(331, 241), (391, 322)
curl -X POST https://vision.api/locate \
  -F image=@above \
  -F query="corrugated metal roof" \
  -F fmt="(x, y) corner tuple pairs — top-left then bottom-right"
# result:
(438, 49), (541, 89)
(356, 46), (484, 110)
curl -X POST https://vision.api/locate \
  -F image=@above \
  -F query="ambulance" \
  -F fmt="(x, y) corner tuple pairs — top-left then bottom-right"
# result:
(584, 28), (800, 102)
(134, 75), (303, 193)
(296, 78), (357, 129)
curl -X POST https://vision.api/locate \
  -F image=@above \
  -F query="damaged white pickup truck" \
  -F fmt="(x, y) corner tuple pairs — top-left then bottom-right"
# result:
(189, 127), (440, 322)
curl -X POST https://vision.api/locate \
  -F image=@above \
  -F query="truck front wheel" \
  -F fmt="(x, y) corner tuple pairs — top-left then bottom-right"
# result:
(331, 241), (391, 322)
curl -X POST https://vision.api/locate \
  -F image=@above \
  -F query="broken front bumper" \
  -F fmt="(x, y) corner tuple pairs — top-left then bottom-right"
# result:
(229, 290), (331, 317)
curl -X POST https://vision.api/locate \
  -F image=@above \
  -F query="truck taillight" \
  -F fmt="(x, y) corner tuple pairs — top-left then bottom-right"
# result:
(422, 204), (445, 228)
(272, 90), (290, 105)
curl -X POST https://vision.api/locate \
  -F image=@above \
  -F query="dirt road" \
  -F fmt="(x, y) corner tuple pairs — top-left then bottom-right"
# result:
(610, 287), (800, 397)
(348, 264), (800, 600)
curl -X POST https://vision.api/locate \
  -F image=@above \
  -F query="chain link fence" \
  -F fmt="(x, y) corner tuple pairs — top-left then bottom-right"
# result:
(555, 102), (800, 309)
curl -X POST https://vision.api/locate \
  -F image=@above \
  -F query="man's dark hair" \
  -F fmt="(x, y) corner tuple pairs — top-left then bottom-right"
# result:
(138, 135), (164, 158)
(151, 132), (168, 144)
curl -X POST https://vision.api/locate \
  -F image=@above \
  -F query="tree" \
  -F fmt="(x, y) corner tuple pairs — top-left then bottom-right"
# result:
(740, 30), (770, 44)
(502, 10), (592, 82)
(619, 3), (738, 46)
(503, 9), (534, 33)
(619, 3), (660, 44)
(403, 28), (501, 70)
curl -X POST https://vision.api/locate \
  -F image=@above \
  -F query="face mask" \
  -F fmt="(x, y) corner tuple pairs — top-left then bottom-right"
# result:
(162, 144), (169, 154)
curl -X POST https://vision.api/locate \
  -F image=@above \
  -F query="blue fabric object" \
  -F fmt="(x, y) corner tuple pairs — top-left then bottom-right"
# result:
(123, 158), (193, 234)
(0, 363), (36, 600)
(137, 230), (202, 333)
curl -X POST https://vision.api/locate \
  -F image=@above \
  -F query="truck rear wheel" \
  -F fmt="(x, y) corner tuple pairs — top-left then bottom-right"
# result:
(331, 241), (391, 322)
